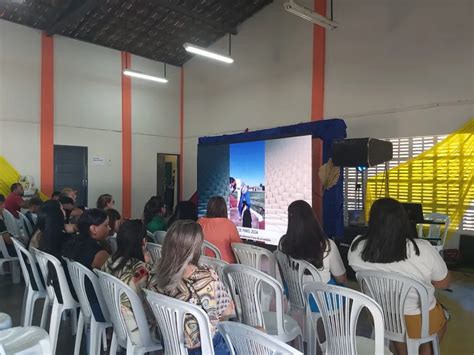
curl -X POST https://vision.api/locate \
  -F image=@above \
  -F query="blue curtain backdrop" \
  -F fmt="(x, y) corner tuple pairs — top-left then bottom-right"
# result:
(198, 118), (347, 238)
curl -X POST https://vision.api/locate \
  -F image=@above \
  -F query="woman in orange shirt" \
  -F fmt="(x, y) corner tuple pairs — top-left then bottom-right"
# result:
(198, 196), (242, 263)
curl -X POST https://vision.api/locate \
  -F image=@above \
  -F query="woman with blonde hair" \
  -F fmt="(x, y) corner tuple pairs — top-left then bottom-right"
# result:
(149, 220), (234, 354)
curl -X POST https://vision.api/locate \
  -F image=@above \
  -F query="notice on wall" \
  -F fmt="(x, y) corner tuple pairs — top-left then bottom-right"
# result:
(91, 156), (105, 166)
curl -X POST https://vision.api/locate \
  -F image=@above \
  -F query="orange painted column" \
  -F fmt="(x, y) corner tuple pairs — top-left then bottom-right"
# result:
(121, 52), (132, 218)
(40, 33), (54, 197)
(311, 0), (326, 221)
(179, 67), (184, 201)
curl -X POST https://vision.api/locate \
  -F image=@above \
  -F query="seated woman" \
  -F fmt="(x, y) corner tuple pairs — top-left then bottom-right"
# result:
(348, 198), (450, 355)
(96, 194), (115, 210)
(150, 220), (234, 355)
(144, 196), (167, 233)
(62, 209), (111, 321)
(101, 219), (156, 344)
(167, 200), (198, 228)
(198, 196), (242, 263)
(106, 208), (122, 236)
(279, 200), (346, 311)
(35, 200), (77, 302)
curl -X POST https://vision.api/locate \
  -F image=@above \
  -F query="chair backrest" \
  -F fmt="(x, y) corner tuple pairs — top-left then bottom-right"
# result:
(232, 243), (277, 278)
(356, 270), (431, 342)
(304, 282), (385, 355)
(144, 289), (215, 355)
(223, 264), (285, 334)
(198, 255), (229, 282)
(95, 269), (154, 348)
(2, 209), (21, 238)
(108, 234), (118, 254)
(146, 230), (154, 240)
(67, 260), (110, 323)
(153, 231), (167, 245)
(0, 233), (15, 259)
(32, 248), (76, 305)
(202, 240), (222, 259)
(218, 321), (303, 355)
(424, 213), (450, 246)
(274, 250), (322, 309)
(12, 238), (45, 292)
(147, 242), (162, 263)
(18, 212), (34, 239)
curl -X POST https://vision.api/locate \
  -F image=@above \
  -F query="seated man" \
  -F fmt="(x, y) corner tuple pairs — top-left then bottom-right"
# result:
(59, 195), (83, 224)
(5, 183), (27, 218)
(0, 194), (17, 256)
(24, 197), (43, 234)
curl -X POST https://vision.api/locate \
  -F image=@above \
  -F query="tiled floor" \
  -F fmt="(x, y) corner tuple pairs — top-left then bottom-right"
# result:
(1, 271), (473, 354)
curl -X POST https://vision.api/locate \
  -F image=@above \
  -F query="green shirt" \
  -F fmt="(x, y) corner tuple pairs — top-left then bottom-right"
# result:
(147, 216), (167, 233)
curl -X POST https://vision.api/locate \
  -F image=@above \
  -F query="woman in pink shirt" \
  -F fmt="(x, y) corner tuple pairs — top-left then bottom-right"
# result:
(198, 196), (242, 263)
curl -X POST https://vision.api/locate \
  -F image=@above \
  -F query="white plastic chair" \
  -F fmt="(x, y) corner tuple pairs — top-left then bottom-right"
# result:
(232, 243), (277, 278)
(218, 321), (303, 355)
(303, 282), (390, 355)
(11, 239), (48, 327)
(417, 213), (450, 254)
(146, 230), (154, 240)
(32, 248), (80, 355)
(0, 232), (20, 284)
(198, 255), (229, 283)
(17, 212), (34, 240)
(144, 289), (215, 355)
(147, 242), (162, 263)
(67, 260), (113, 355)
(274, 251), (323, 348)
(0, 313), (12, 331)
(2, 209), (21, 239)
(356, 270), (439, 355)
(0, 326), (51, 355)
(202, 240), (222, 259)
(108, 234), (118, 254)
(95, 269), (163, 355)
(223, 264), (302, 349)
(152, 230), (167, 245)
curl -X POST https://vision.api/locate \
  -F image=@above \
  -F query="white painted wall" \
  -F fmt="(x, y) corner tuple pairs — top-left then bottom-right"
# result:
(183, 1), (313, 198)
(0, 21), (180, 217)
(325, 0), (473, 139)
(131, 55), (180, 217)
(0, 21), (41, 187)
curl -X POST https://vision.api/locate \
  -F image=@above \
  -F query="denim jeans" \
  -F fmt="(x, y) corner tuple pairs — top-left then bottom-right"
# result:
(187, 332), (230, 355)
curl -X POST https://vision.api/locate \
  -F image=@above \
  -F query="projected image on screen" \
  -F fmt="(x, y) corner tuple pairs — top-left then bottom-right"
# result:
(229, 141), (265, 230)
(198, 135), (312, 245)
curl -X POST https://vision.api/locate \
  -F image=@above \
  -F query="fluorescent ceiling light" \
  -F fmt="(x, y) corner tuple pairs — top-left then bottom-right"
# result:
(123, 69), (168, 83)
(284, 0), (338, 30)
(183, 43), (234, 64)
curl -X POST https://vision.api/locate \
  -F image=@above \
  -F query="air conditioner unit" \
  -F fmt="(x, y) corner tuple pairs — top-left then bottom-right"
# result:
(283, 0), (338, 30)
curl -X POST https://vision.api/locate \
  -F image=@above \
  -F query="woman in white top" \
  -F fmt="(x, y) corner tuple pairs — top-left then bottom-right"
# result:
(279, 200), (346, 311)
(348, 198), (449, 355)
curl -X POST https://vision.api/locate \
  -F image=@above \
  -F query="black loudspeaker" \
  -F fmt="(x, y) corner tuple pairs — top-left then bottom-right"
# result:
(332, 138), (393, 167)
(460, 234), (474, 267)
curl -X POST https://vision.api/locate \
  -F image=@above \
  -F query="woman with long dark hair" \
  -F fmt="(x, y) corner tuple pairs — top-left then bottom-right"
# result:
(101, 219), (155, 343)
(150, 220), (234, 354)
(167, 200), (198, 228)
(198, 196), (242, 263)
(143, 196), (167, 233)
(349, 198), (450, 355)
(280, 200), (346, 284)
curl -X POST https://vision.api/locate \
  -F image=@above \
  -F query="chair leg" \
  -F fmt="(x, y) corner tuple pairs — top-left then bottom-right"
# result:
(70, 308), (78, 335)
(406, 339), (420, 355)
(23, 288), (34, 326)
(110, 332), (118, 355)
(432, 337), (440, 355)
(49, 302), (62, 355)
(40, 298), (50, 329)
(90, 321), (101, 355)
(102, 327), (108, 351)
(11, 260), (20, 284)
(74, 311), (84, 355)
(20, 286), (28, 326)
